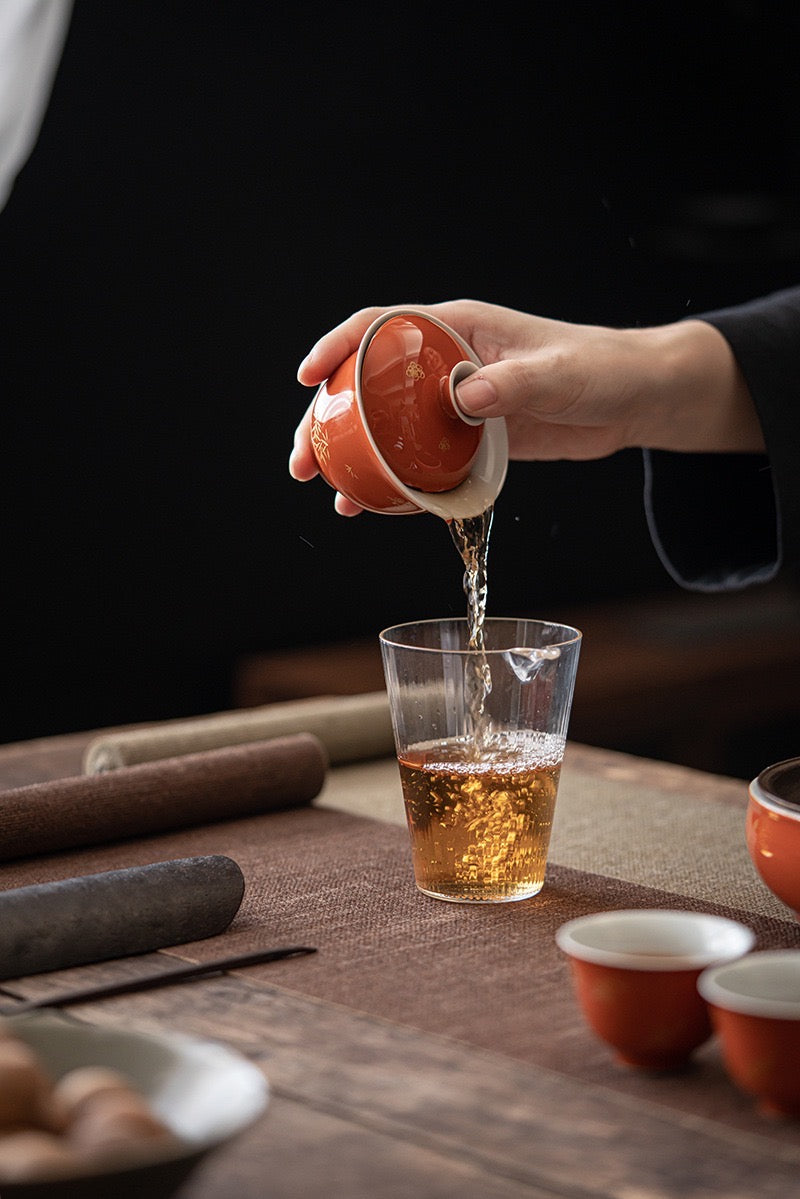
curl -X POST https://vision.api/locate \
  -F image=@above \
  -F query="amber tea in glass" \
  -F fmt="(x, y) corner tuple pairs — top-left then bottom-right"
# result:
(380, 617), (582, 903)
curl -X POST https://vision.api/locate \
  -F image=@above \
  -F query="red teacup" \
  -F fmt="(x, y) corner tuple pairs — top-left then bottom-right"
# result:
(698, 950), (800, 1118)
(556, 909), (756, 1071)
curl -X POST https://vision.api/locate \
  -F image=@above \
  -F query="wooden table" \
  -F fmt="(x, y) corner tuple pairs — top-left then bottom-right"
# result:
(0, 726), (799, 1198)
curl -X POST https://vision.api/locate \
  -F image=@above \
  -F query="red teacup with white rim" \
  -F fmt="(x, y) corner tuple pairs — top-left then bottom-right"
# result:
(698, 949), (800, 1118)
(555, 909), (756, 1071)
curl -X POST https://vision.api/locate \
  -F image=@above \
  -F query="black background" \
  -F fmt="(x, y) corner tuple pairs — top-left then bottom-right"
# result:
(1, 0), (799, 742)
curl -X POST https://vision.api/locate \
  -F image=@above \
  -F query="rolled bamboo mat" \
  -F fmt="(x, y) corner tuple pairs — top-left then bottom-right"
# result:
(0, 734), (327, 861)
(82, 691), (394, 774)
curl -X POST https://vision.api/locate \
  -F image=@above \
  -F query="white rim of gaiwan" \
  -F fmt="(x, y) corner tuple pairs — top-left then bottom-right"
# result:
(749, 772), (800, 818)
(554, 909), (756, 972)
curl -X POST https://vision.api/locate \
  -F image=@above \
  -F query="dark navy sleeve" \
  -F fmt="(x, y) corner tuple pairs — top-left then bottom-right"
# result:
(643, 286), (800, 591)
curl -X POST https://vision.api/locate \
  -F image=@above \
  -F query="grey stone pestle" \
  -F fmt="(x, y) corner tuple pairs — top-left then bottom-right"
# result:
(0, 855), (245, 979)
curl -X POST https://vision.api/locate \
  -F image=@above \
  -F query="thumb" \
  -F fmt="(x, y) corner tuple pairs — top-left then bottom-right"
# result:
(454, 360), (536, 420)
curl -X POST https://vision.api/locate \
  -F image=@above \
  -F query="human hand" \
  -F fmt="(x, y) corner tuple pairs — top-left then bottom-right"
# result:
(290, 299), (763, 515)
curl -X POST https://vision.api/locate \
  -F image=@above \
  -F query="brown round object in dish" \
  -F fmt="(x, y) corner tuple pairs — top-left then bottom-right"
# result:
(52, 1065), (135, 1124)
(68, 1087), (175, 1159)
(0, 1038), (57, 1131)
(0, 1128), (83, 1182)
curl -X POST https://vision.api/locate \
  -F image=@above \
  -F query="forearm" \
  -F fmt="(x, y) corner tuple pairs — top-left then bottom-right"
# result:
(641, 285), (800, 591)
(626, 319), (765, 454)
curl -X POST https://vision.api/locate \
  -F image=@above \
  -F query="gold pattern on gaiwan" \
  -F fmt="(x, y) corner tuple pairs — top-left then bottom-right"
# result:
(406, 361), (425, 380)
(310, 422), (329, 466)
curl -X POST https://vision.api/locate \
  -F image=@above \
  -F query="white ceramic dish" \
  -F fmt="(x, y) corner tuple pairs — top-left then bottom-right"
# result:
(1, 1010), (268, 1198)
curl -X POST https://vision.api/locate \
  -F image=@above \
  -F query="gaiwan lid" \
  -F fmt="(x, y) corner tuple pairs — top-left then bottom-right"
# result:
(357, 312), (484, 493)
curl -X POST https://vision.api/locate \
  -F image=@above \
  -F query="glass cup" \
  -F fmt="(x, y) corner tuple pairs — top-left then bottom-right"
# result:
(379, 617), (582, 903)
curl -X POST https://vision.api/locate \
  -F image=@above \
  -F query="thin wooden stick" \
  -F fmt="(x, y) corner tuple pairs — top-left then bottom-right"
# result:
(0, 946), (317, 1014)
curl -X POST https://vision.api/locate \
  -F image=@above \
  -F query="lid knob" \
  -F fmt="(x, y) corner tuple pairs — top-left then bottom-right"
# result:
(441, 361), (485, 427)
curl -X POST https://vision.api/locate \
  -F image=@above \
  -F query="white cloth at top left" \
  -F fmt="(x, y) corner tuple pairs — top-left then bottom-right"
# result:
(0, 0), (72, 212)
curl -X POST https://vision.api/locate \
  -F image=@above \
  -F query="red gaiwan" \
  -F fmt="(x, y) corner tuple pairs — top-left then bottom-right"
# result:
(310, 309), (508, 518)
(746, 757), (800, 918)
